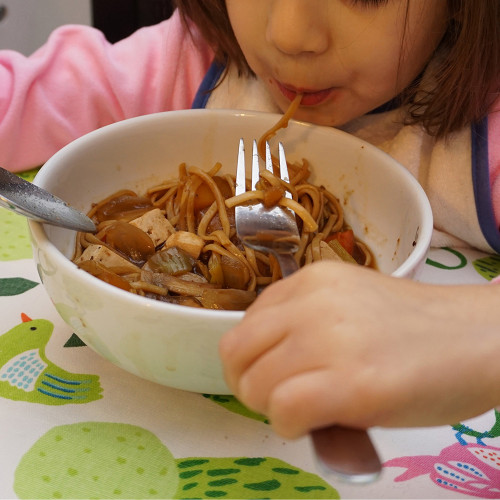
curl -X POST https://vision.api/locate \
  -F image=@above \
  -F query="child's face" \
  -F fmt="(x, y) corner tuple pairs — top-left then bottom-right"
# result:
(225, 0), (447, 126)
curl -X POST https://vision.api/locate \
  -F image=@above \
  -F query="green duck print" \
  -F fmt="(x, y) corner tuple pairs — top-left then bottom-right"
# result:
(14, 422), (339, 499)
(0, 313), (102, 404)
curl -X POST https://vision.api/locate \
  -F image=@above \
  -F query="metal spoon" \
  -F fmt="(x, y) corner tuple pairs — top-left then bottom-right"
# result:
(0, 167), (96, 232)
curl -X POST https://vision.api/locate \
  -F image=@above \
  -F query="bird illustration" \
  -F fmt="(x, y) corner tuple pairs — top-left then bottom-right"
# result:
(15, 421), (339, 499)
(0, 313), (102, 404)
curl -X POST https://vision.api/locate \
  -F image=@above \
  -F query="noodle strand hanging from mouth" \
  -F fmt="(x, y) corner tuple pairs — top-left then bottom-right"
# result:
(72, 97), (374, 310)
(257, 93), (303, 165)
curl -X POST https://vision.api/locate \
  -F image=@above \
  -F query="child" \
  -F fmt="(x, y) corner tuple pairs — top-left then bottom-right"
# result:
(1, 1), (500, 439)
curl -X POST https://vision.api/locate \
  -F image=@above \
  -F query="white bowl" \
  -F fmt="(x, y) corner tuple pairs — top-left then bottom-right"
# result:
(29, 110), (432, 394)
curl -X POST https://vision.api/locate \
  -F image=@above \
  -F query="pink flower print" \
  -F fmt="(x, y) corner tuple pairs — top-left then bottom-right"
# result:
(384, 443), (500, 498)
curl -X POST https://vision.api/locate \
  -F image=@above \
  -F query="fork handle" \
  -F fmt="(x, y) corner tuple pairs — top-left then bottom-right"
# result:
(311, 426), (381, 483)
(275, 252), (382, 483)
(274, 253), (300, 277)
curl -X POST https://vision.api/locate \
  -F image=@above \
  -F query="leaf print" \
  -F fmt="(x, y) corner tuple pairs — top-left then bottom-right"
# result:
(0, 277), (38, 296)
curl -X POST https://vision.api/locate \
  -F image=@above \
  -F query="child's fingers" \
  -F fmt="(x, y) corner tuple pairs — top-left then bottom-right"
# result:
(220, 269), (303, 373)
(265, 369), (363, 439)
(219, 304), (291, 392)
(234, 322), (334, 415)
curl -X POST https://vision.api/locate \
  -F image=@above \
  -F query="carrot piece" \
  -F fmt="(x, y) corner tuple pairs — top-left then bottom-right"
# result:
(325, 229), (355, 255)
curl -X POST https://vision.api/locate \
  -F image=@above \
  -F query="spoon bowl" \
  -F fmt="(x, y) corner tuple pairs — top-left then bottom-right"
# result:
(0, 167), (96, 232)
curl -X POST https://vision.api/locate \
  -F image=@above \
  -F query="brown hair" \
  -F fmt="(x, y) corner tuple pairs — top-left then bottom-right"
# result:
(174, 0), (500, 137)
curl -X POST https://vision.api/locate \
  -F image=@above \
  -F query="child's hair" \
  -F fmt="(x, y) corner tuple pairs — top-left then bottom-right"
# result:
(174, 0), (500, 138)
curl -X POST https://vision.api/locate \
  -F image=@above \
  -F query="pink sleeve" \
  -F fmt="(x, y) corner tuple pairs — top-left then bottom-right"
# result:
(0, 10), (214, 172)
(488, 97), (500, 226)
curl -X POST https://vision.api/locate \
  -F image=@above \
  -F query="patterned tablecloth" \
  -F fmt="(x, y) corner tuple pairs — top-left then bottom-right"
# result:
(2, 169), (500, 499)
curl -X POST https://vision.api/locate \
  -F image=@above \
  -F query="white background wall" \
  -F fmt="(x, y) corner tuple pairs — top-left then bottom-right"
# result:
(0, 0), (91, 55)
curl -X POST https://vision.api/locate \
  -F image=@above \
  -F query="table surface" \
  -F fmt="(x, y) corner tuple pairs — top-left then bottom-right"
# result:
(2, 170), (500, 499)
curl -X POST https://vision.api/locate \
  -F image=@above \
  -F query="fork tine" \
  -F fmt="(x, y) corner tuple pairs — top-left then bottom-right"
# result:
(265, 141), (273, 174)
(278, 142), (292, 200)
(251, 140), (260, 190)
(235, 138), (246, 196)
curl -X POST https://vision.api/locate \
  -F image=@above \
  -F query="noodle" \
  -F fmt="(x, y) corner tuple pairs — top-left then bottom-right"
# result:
(72, 98), (375, 310)
(257, 93), (302, 166)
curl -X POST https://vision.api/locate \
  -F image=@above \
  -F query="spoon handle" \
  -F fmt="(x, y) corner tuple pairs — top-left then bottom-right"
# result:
(0, 167), (96, 232)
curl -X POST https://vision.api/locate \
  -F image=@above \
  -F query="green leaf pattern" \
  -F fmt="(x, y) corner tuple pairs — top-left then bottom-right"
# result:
(0, 277), (38, 296)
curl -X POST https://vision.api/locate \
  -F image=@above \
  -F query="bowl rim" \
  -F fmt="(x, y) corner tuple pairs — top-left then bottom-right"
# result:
(30, 108), (433, 314)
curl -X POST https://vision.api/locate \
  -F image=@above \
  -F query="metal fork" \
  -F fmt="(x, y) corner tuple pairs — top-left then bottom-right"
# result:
(234, 139), (382, 483)
(235, 139), (300, 276)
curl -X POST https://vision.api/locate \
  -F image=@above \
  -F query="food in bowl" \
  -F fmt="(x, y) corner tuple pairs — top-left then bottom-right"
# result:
(72, 100), (375, 310)
(29, 109), (433, 393)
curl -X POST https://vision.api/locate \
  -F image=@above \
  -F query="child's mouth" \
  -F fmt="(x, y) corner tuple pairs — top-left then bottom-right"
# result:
(276, 81), (335, 106)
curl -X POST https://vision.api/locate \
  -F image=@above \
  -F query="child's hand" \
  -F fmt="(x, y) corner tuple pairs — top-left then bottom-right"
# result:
(219, 261), (500, 439)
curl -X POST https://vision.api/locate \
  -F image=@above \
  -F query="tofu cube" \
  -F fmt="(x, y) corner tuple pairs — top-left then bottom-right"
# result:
(75, 244), (139, 272)
(129, 208), (175, 247)
(164, 231), (205, 259)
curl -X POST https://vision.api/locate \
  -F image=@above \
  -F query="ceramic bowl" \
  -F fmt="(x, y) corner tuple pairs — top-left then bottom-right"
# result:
(28, 110), (433, 394)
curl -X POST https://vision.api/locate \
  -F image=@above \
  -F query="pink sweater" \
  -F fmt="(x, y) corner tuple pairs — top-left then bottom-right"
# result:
(0, 10), (213, 171)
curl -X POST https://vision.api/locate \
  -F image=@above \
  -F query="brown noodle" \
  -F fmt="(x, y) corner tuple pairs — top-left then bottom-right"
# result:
(72, 96), (374, 310)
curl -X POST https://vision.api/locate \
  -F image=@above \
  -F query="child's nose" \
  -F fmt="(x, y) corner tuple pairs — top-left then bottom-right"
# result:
(266, 0), (330, 56)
